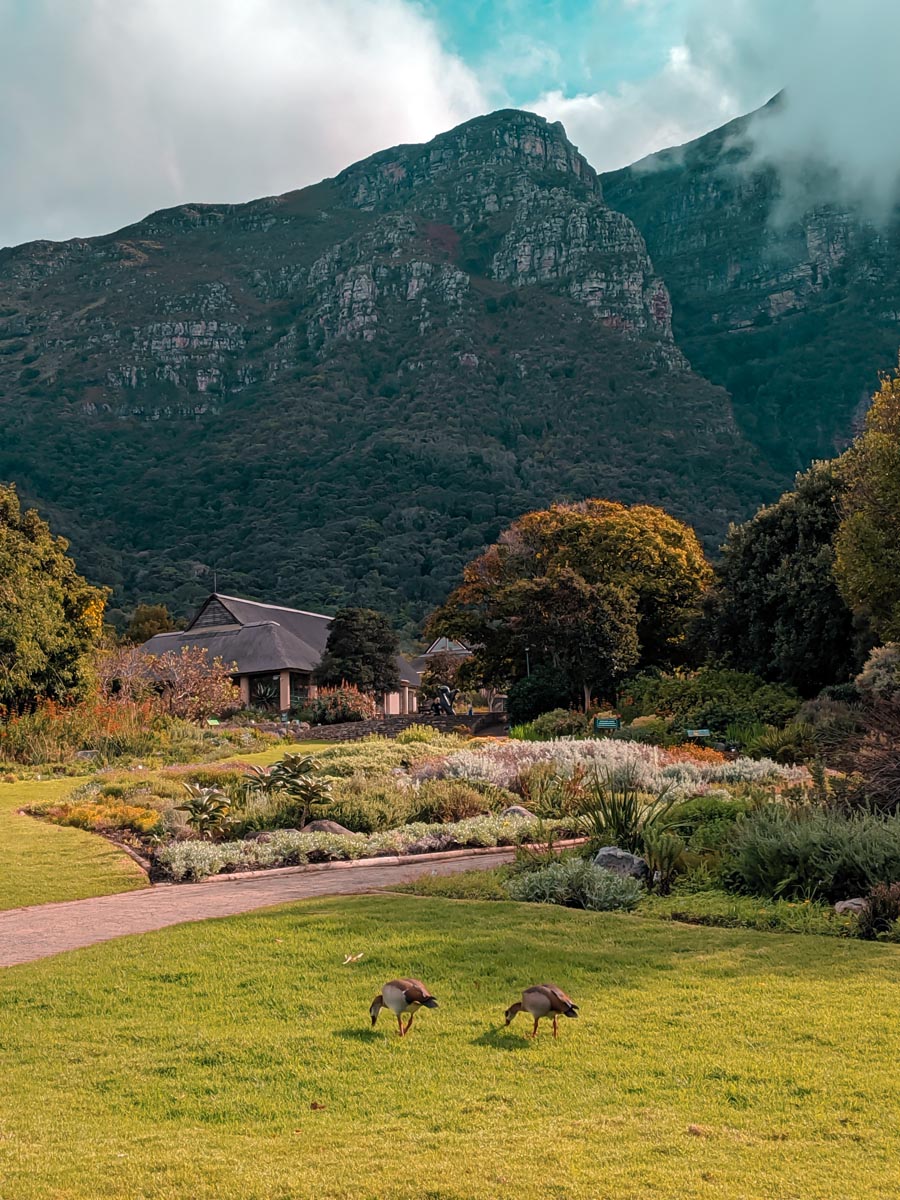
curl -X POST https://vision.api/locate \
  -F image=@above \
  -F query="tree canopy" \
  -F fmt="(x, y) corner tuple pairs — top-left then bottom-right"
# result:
(706, 461), (858, 694)
(0, 483), (107, 711)
(835, 368), (900, 641)
(124, 603), (176, 644)
(316, 607), (401, 695)
(429, 499), (711, 705)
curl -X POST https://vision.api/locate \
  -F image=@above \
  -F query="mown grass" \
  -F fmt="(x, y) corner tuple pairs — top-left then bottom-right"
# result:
(1, 895), (899, 1200)
(0, 779), (147, 911)
(219, 739), (329, 767)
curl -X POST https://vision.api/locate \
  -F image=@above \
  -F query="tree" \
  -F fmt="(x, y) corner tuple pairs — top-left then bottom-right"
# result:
(419, 651), (464, 701)
(316, 607), (401, 695)
(429, 499), (711, 706)
(706, 461), (858, 694)
(124, 604), (176, 644)
(835, 368), (900, 640)
(0, 483), (107, 711)
(150, 646), (240, 721)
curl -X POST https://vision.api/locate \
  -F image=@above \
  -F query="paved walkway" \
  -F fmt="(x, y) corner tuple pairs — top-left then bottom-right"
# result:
(0, 847), (516, 968)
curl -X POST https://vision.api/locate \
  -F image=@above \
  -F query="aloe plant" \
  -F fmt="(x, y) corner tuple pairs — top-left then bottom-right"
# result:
(176, 783), (231, 839)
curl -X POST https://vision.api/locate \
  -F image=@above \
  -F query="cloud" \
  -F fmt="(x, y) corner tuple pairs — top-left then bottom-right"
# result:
(531, 0), (900, 219)
(530, 43), (745, 174)
(0, 0), (485, 248)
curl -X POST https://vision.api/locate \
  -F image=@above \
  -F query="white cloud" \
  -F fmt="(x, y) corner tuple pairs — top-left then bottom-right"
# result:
(531, 0), (900, 218)
(0, 0), (486, 248)
(530, 42), (746, 173)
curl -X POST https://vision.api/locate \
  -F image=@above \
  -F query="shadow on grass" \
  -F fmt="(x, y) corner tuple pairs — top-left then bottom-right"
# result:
(470, 1026), (531, 1051)
(331, 1026), (381, 1043)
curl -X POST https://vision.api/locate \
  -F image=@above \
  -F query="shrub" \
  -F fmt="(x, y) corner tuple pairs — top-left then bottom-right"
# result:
(512, 709), (591, 741)
(626, 669), (801, 736)
(302, 686), (376, 725)
(434, 738), (805, 796)
(518, 762), (585, 818)
(505, 667), (575, 725)
(152, 811), (564, 881)
(664, 792), (747, 855)
(642, 828), (685, 894)
(506, 859), (642, 911)
(409, 779), (496, 823)
(725, 806), (900, 902)
(856, 645), (900, 699)
(746, 721), (818, 764)
(35, 798), (163, 837)
(328, 774), (418, 833)
(857, 882), (900, 940)
(853, 698), (900, 813)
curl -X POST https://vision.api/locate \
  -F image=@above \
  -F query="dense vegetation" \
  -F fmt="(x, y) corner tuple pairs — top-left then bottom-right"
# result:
(602, 101), (900, 476)
(0, 110), (781, 630)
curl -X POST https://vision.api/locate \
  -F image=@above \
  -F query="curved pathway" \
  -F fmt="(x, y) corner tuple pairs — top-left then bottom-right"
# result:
(0, 846), (516, 968)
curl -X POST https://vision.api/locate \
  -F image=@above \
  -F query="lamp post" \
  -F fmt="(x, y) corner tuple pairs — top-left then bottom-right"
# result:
(525, 646), (531, 677)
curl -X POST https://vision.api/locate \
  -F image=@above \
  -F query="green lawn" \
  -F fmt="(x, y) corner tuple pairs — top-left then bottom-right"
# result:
(2, 895), (899, 1199)
(0, 779), (147, 911)
(221, 739), (329, 766)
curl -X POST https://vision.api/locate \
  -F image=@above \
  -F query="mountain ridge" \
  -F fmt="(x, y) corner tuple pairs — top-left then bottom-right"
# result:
(0, 109), (784, 629)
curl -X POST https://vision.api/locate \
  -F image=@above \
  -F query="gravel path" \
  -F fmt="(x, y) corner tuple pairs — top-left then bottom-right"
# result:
(0, 847), (515, 968)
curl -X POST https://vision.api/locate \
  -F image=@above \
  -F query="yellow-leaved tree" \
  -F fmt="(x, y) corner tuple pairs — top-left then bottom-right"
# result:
(0, 483), (108, 711)
(428, 499), (712, 709)
(835, 368), (900, 640)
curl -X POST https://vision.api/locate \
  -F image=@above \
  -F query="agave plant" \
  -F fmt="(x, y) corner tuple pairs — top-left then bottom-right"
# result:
(176, 783), (231, 839)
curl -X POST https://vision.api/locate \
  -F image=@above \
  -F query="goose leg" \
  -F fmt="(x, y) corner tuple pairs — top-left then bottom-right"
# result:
(531, 1017), (539, 1039)
(397, 1014), (404, 1037)
(404, 1012), (415, 1035)
(553, 1015), (558, 1039)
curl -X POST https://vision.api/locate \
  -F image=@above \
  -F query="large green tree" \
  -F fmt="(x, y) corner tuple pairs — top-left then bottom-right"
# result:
(706, 461), (858, 694)
(429, 499), (711, 704)
(0, 484), (107, 711)
(316, 607), (401, 695)
(835, 368), (900, 641)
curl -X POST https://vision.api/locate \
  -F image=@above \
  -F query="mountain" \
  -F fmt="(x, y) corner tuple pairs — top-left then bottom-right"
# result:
(602, 99), (900, 474)
(0, 110), (777, 631)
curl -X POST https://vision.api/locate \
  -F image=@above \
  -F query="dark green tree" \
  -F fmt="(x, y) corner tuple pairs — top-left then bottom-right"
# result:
(124, 603), (176, 644)
(0, 483), (107, 711)
(706, 461), (858, 694)
(317, 607), (401, 695)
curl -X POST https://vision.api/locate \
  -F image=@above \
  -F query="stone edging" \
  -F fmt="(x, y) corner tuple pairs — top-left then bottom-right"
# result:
(184, 837), (589, 886)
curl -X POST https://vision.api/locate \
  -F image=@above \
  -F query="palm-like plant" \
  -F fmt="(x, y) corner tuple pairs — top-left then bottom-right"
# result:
(579, 765), (676, 854)
(267, 753), (332, 828)
(176, 783), (231, 839)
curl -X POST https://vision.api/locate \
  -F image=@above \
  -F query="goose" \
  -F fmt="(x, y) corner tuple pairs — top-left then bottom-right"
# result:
(369, 979), (439, 1036)
(504, 984), (579, 1039)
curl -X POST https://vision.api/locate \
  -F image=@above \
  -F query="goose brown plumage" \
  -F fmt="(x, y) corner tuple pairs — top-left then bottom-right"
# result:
(369, 979), (439, 1036)
(504, 984), (579, 1039)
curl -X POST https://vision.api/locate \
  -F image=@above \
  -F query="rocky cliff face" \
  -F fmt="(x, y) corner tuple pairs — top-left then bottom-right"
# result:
(602, 104), (900, 470)
(0, 109), (772, 625)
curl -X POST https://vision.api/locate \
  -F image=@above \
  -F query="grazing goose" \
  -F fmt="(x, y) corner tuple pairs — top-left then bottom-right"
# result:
(370, 979), (439, 1036)
(504, 984), (579, 1039)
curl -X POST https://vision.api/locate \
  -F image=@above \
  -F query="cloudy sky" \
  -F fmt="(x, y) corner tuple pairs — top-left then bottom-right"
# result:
(0, 0), (894, 248)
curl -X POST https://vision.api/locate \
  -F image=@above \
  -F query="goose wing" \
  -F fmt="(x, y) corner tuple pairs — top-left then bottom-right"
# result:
(538, 984), (578, 1012)
(395, 978), (434, 1004)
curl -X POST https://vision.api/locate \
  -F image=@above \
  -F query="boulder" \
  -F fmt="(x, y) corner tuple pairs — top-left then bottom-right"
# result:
(834, 897), (867, 916)
(501, 805), (536, 820)
(248, 828), (300, 842)
(592, 846), (650, 885)
(300, 819), (354, 836)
